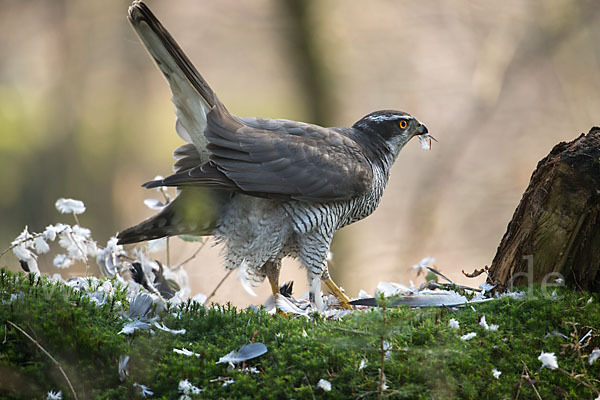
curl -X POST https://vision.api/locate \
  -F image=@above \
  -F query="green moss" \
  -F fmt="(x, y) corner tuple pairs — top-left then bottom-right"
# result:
(0, 269), (598, 399)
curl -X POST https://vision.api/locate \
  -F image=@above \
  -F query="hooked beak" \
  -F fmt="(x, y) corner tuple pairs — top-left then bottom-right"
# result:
(415, 123), (437, 143)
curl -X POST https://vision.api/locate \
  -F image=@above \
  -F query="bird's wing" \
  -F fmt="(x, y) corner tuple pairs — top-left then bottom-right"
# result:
(146, 102), (374, 202)
(128, 1), (217, 161)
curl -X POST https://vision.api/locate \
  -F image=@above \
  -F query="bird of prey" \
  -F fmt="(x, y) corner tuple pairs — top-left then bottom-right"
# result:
(118, 1), (433, 308)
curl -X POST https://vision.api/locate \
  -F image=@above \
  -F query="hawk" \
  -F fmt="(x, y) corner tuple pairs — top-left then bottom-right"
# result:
(118, 1), (432, 308)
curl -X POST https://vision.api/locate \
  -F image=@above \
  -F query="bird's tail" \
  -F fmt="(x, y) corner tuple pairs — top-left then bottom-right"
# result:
(127, 1), (217, 109)
(127, 1), (224, 155)
(117, 187), (224, 245)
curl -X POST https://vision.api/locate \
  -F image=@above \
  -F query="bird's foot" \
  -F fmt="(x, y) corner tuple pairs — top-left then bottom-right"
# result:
(324, 278), (353, 309)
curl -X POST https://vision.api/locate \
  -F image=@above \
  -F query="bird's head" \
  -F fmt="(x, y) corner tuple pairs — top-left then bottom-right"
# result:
(353, 110), (430, 157)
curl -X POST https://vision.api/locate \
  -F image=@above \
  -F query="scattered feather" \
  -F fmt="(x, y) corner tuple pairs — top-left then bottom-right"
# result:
(154, 321), (186, 335)
(492, 368), (502, 379)
(274, 294), (310, 317)
(479, 283), (496, 294)
(173, 348), (200, 357)
(128, 292), (155, 319)
(53, 254), (73, 269)
(43, 225), (60, 241)
(217, 343), (268, 368)
(538, 352), (558, 370)
(500, 291), (526, 299)
(418, 134), (436, 150)
(375, 281), (414, 297)
(13, 243), (35, 263)
(479, 316), (489, 330)
(237, 260), (257, 297)
(411, 256), (435, 275)
(579, 329), (592, 345)
(383, 340), (392, 361)
(461, 332), (477, 341)
(588, 348), (600, 365)
(321, 307), (353, 321)
(118, 355), (129, 382)
(358, 358), (367, 371)
(310, 277), (324, 310)
(191, 293), (207, 305)
(317, 379), (332, 392)
(178, 379), (202, 395)
(55, 198), (86, 214)
(352, 288), (491, 308)
(33, 236), (50, 254)
(379, 371), (389, 391)
(119, 320), (152, 335)
(221, 379), (234, 387)
(133, 383), (153, 398)
(96, 236), (125, 277)
(144, 198), (166, 210)
(449, 318), (460, 329)
(545, 330), (568, 340)
(46, 391), (62, 400)
(480, 315), (498, 331)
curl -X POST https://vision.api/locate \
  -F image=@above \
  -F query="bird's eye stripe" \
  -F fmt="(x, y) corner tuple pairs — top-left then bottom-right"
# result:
(365, 114), (412, 123)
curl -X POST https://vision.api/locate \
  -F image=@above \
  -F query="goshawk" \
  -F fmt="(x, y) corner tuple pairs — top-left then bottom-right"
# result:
(118, 1), (432, 307)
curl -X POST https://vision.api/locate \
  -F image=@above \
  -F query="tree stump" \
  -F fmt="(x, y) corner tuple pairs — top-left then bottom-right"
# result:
(489, 127), (600, 292)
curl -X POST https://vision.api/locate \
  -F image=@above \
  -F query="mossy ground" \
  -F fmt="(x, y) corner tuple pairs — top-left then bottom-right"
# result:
(0, 269), (598, 399)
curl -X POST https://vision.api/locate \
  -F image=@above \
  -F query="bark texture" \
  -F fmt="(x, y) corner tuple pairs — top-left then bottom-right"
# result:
(490, 127), (600, 292)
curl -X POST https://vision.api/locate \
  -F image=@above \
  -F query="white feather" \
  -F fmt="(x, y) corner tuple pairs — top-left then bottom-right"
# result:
(237, 260), (257, 297)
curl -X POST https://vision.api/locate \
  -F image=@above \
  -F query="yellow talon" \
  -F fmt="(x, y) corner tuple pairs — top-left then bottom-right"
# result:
(324, 278), (353, 309)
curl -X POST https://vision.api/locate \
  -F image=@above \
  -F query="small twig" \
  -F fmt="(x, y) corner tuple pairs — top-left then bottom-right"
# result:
(515, 362), (526, 400)
(173, 240), (208, 271)
(209, 376), (231, 383)
(558, 367), (600, 394)
(303, 375), (316, 400)
(166, 237), (171, 268)
(159, 186), (171, 204)
(205, 269), (234, 304)
(65, 231), (90, 276)
(7, 320), (78, 400)
(521, 361), (542, 400)
(0, 231), (47, 259)
(72, 212), (81, 227)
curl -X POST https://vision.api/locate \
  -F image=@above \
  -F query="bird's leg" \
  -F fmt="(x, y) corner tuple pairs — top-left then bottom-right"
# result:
(323, 277), (353, 309)
(265, 260), (288, 316)
(300, 233), (353, 309)
(265, 260), (281, 297)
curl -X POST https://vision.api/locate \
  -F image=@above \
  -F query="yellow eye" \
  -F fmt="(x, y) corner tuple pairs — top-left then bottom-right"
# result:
(399, 120), (408, 129)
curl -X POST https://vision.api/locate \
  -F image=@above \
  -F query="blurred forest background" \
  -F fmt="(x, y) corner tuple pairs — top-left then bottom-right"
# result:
(1, 0), (599, 306)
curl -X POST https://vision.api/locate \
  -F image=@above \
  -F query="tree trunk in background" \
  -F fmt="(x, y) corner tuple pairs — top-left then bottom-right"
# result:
(278, 0), (335, 127)
(279, 0), (354, 286)
(490, 127), (600, 292)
